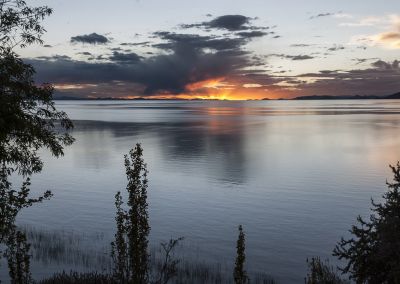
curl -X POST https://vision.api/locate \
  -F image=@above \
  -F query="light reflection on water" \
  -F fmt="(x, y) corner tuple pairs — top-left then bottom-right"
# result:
(8, 100), (400, 283)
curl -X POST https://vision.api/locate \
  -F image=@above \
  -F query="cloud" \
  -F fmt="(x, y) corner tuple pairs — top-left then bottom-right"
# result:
(182, 15), (251, 31)
(70, 33), (109, 44)
(109, 51), (142, 64)
(292, 59), (400, 97)
(29, 31), (251, 96)
(77, 51), (92, 56)
(309, 12), (334, 20)
(352, 58), (379, 65)
(236, 30), (269, 38)
(355, 15), (400, 49)
(152, 32), (248, 51)
(268, 54), (315, 60)
(28, 14), (400, 99)
(120, 41), (151, 47)
(207, 15), (251, 30)
(371, 59), (399, 70)
(327, 44), (345, 51)
(339, 16), (383, 27)
(181, 14), (270, 33)
(373, 31), (400, 49)
(290, 44), (313, 47)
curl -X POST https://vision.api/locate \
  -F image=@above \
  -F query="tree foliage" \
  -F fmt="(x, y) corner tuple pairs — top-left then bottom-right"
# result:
(0, 1), (73, 282)
(154, 237), (184, 284)
(333, 162), (400, 283)
(1, 0), (74, 176)
(0, 164), (52, 283)
(0, 52), (74, 176)
(305, 257), (348, 284)
(0, 0), (52, 51)
(112, 144), (150, 284)
(234, 225), (248, 284)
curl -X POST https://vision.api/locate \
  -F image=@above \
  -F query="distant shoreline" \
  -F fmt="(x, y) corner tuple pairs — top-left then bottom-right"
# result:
(54, 92), (400, 101)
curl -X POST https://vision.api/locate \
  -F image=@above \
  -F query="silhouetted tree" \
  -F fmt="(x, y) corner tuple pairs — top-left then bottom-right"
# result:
(305, 257), (348, 284)
(1, 0), (74, 176)
(333, 162), (400, 283)
(0, 1), (73, 282)
(0, 164), (51, 283)
(112, 144), (150, 284)
(111, 191), (129, 282)
(234, 225), (248, 284)
(5, 229), (32, 284)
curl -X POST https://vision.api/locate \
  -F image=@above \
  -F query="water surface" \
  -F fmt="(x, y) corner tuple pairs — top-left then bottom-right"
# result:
(10, 100), (400, 283)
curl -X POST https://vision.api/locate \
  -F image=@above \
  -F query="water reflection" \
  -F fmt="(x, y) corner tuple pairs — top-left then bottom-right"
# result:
(71, 116), (252, 184)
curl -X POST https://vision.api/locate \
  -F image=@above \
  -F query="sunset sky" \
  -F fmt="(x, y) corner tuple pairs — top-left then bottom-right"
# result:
(23, 0), (400, 100)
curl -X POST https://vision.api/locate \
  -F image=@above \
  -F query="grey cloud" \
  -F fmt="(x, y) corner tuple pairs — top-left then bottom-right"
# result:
(29, 42), (248, 95)
(70, 33), (109, 44)
(109, 51), (142, 64)
(120, 41), (151, 47)
(327, 45), (345, 52)
(236, 31), (268, 38)
(152, 32), (248, 51)
(268, 54), (315, 60)
(30, 16), (280, 98)
(207, 15), (251, 30)
(36, 54), (71, 60)
(371, 59), (399, 70)
(181, 14), (267, 32)
(77, 51), (92, 56)
(290, 55), (313, 60)
(352, 58), (379, 65)
(290, 44), (313, 47)
(309, 12), (334, 19)
(293, 61), (400, 96)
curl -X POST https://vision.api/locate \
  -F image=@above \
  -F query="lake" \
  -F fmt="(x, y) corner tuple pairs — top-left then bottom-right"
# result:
(7, 100), (400, 283)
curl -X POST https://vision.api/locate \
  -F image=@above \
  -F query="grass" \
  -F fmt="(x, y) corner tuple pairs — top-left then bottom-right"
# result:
(23, 226), (275, 284)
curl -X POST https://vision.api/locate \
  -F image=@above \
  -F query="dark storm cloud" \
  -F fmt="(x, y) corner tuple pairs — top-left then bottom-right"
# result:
(182, 15), (252, 31)
(152, 32), (247, 51)
(29, 40), (249, 95)
(207, 15), (251, 30)
(109, 51), (142, 64)
(236, 30), (269, 38)
(181, 14), (271, 33)
(54, 19), (258, 95)
(70, 33), (109, 44)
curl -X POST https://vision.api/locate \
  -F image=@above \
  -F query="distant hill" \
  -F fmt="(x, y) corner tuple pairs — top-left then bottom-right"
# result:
(386, 92), (400, 99)
(53, 92), (400, 101)
(292, 93), (400, 100)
